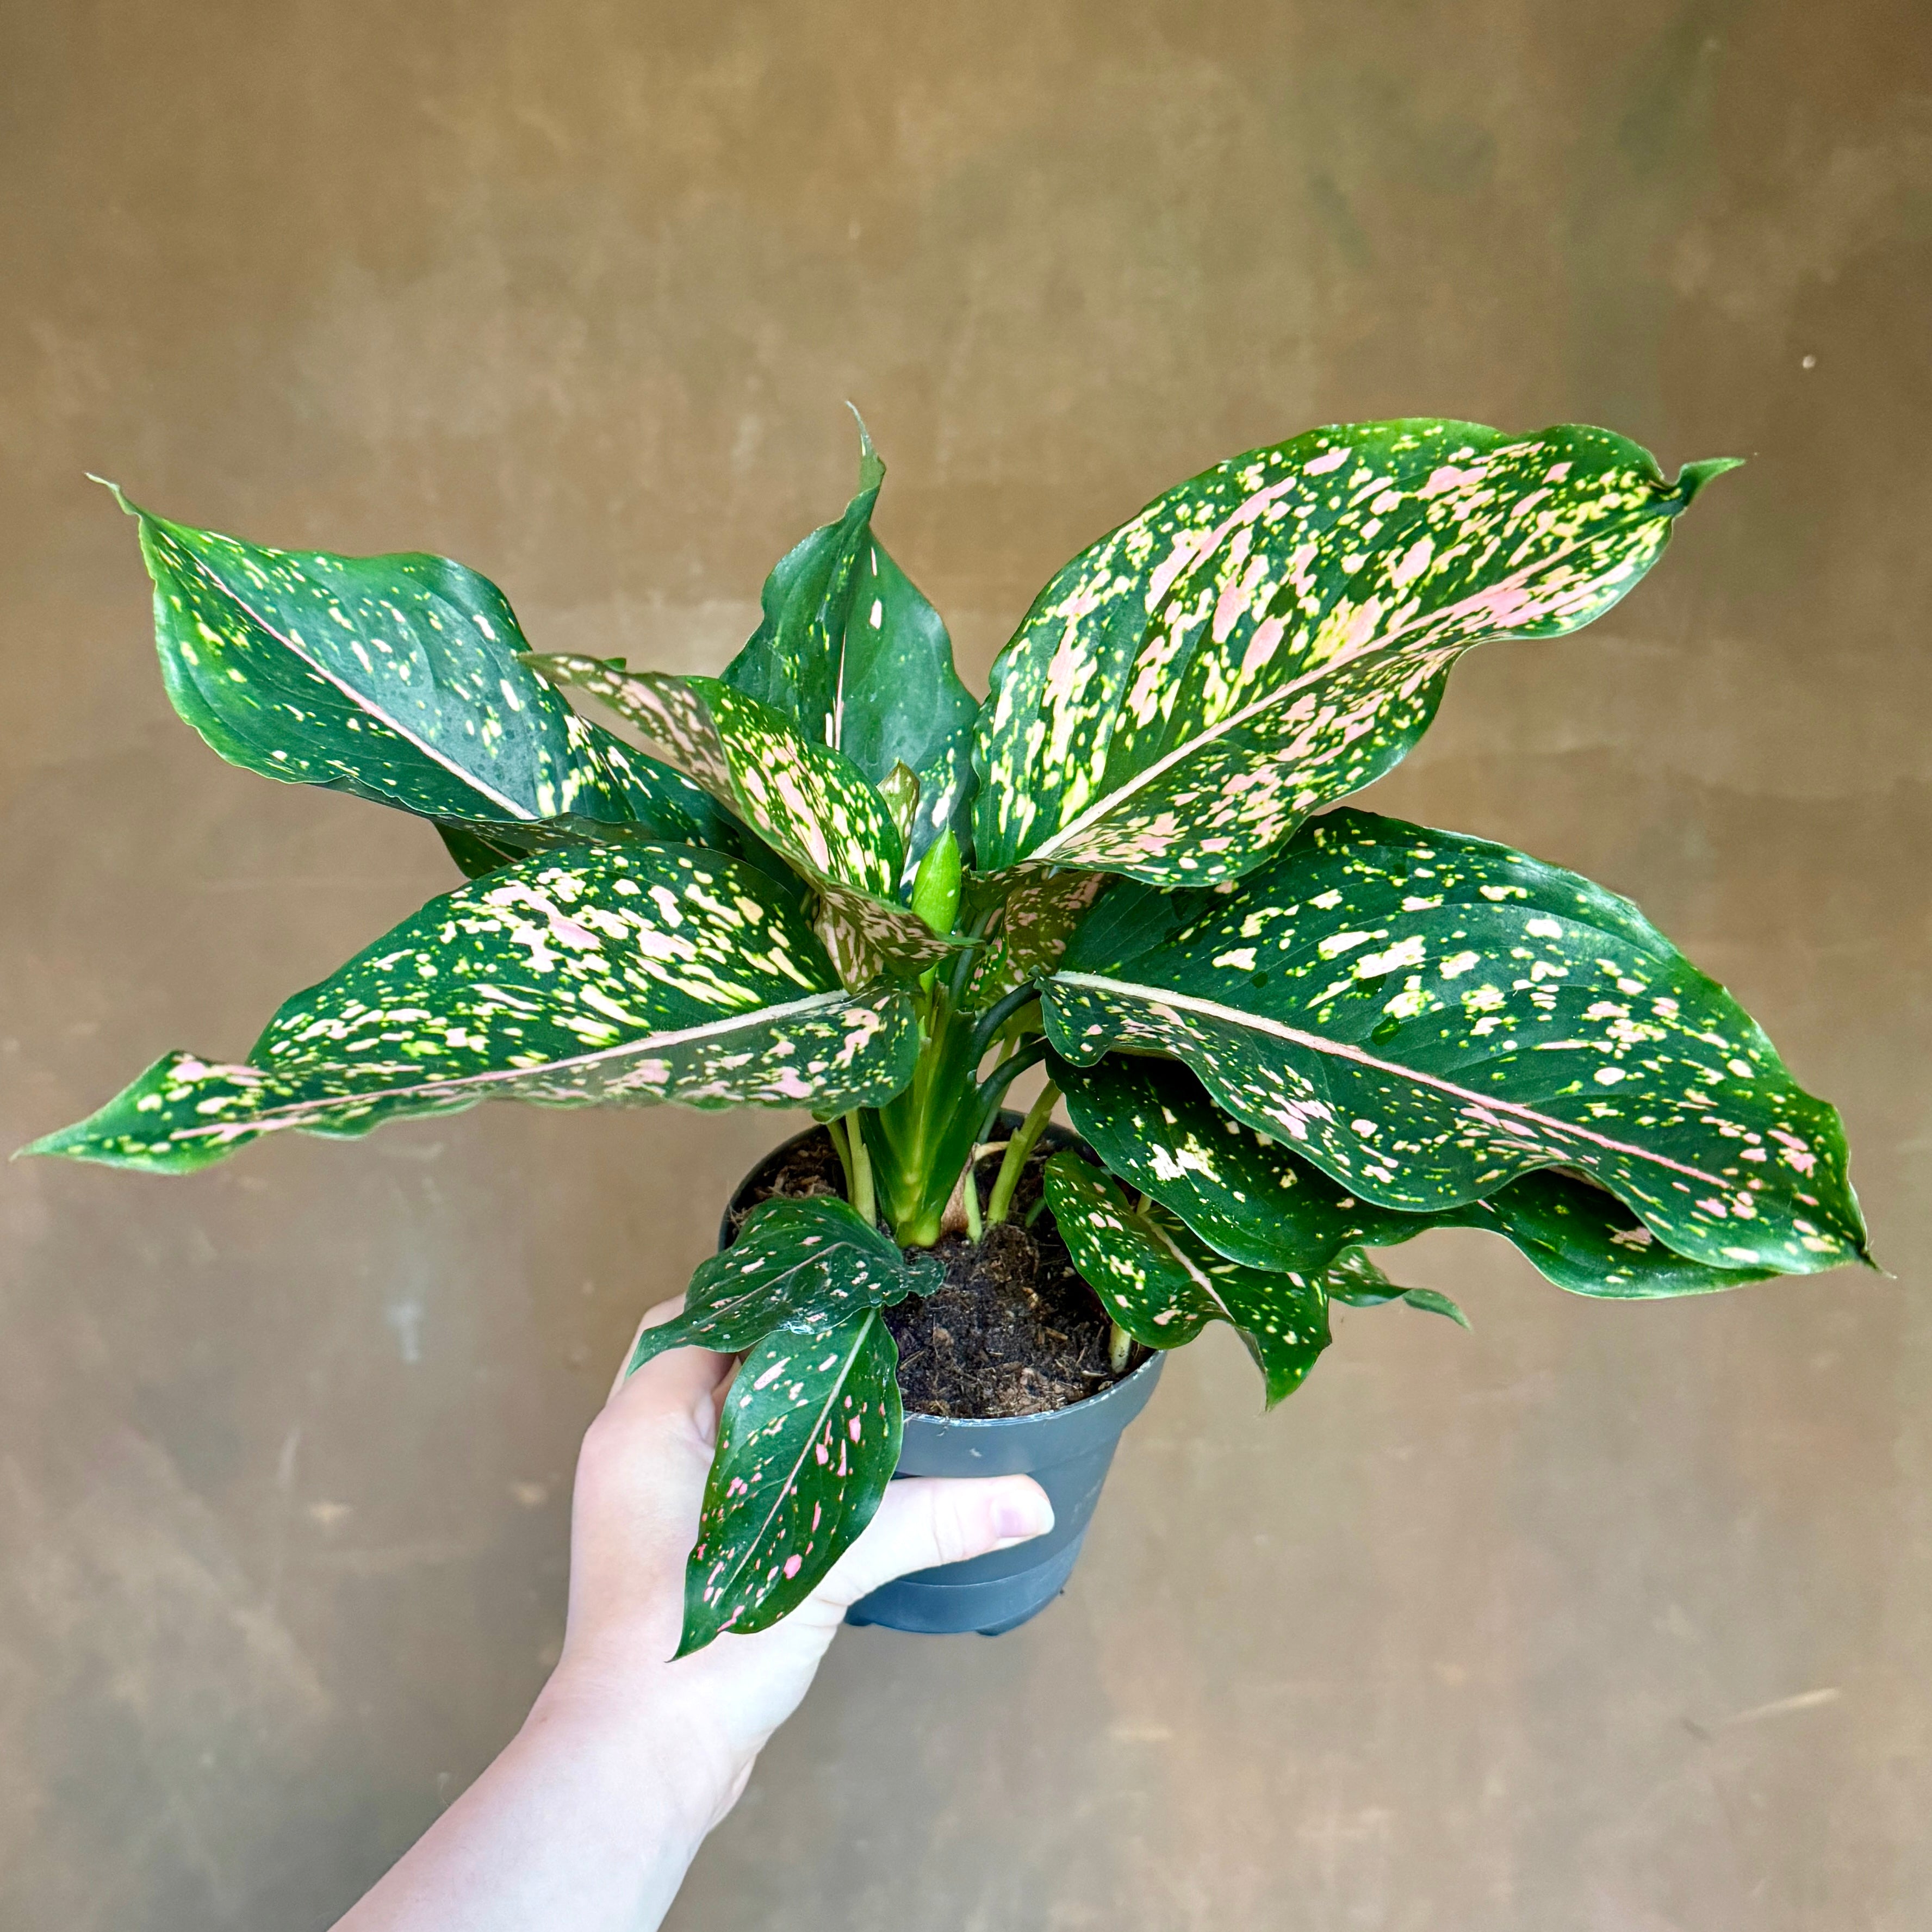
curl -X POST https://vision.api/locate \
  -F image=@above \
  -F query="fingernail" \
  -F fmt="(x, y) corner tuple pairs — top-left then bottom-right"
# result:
(995, 1493), (1053, 1540)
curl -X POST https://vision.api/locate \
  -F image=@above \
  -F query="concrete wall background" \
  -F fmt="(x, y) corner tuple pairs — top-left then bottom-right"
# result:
(4, 2), (1928, 1925)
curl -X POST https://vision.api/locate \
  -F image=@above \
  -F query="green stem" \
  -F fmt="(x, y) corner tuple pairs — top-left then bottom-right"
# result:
(824, 1114), (855, 1200)
(971, 1039), (1048, 1145)
(844, 1110), (876, 1227)
(969, 984), (1040, 1061)
(1108, 1321), (1134, 1374)
(962, 1153), (985, 1240)
(986, 1080), (1060, 1226)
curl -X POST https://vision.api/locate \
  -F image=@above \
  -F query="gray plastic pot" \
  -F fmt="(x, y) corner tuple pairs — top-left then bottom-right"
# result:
(722, 1117), (1165, 1636)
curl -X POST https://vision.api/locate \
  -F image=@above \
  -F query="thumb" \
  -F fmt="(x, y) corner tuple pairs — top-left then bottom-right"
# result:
(815, 1476), (1054, 1610)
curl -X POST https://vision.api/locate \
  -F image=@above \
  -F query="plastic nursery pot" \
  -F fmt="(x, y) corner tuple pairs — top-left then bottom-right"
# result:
(720, 1113), (1165, 1637)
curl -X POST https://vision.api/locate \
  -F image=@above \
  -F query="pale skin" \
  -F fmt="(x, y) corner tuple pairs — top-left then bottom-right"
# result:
(333, 1297), (1054, 1932)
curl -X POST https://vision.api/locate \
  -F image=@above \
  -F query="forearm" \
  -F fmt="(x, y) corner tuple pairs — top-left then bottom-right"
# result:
(334, 1673), (731, 1932)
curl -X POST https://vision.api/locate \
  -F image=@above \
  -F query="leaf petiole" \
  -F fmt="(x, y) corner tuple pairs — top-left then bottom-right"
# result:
(823, 1113), (856, 1200)
(987, 1080), (1060, 1226)
(844, 1110), (877, 1227)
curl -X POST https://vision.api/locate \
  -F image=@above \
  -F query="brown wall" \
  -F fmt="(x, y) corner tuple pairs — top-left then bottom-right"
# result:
(4, 3), (1929, 1926)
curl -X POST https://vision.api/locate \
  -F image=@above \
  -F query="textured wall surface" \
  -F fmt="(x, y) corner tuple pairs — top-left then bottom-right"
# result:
(4, 3), (1929, 1927)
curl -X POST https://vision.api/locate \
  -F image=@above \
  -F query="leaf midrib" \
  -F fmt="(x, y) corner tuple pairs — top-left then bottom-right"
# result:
(164, 989), (861, 1140)
(169, 532), (540, 821)
(1052, 972), (1732, 1192)
(710, 1308), (881, 1622)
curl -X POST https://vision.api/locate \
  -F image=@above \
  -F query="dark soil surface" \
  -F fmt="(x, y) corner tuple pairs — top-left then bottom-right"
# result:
(732, 1126), (1144, 1419)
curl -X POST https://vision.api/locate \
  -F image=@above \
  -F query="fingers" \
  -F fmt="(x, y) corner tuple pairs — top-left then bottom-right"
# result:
(813, 1475), (1054, 1610)
(606, 1294), (733, 1426)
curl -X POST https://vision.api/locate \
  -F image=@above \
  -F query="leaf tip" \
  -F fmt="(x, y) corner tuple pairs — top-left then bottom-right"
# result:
(1674, 456), (1745, 508)
(845, 401), (885, 492)
(670, 1622), (717, 1660)
(85, 473), (136, 517)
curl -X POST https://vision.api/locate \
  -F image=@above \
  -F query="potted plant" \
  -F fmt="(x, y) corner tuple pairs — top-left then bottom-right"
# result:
(28, 417), (1868, 1654)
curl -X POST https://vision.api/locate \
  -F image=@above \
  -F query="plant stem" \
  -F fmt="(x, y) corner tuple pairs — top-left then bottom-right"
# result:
(1108, 1321), (1134, 1373)
(823, 1114), (855, 1200)
(972, 1039), (1048, 1140)
(986, 1080), (1060, 1226)
(968, 984), (1040, 1061)
(844, 1111), (876, 1227)
(962, 1155), (984, 1240)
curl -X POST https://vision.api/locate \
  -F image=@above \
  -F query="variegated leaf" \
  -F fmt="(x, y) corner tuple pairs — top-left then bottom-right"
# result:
(1446, 1169), (1773, 1300)
(436, 723), (807, 895)
(1043, 1152), (1331, 1406)
(679, 1307), (901, 1653)
(1044, 809), (1866, 1277)
(720, 432), (979, 872)
(630, 1197), (922, 1374)
(1058, 1052), (1425, 1267)
(719, 428), (883, 733)
(975, 422), (1737, 883)
(1322, 1251), (1471, 1327)
(966, 867), (1106, 1001)
(1058, 1053), (1772, 1297)
(26, 846), (915, 1174)
(589, 722), (763, 852)
(119, 487), (625, 825)
(523, 659), (952, 985)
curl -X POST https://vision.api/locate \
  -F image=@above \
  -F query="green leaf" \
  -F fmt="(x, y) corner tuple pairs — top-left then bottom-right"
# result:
(1043, 1152), (1331, 1406)
(717, 428), (885, 736)
(679, 1307), (901, 1653)
(1448, 1169), (1774, 1300)
(1321, 1251), (1469, 1328)
(523, 659), (952, 985)
(830, 539), (980, 872)
(630, 1196), (916, 1372)
(1058, 1053), (1771, 1297)
(975, 421), (1730, 883)
(119, 488), (625, 825)
(25, 845), (916, 1173)
(720, 434), (979, 871)
(1044, 808), (1866, 1277)
(1394, 1286), (1472, 1328)
(1058, 1052), (1424, 1268)
(437, 821), (525, 880)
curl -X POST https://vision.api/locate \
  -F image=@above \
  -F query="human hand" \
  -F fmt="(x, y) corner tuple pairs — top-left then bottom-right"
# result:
(337, 1296), (1052, 1932)
(533, 1295), (1056, 1835)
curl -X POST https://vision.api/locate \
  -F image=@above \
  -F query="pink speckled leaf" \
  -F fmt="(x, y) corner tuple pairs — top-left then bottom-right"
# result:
(1057, 1053), (1774, 1298)
(966, 866), (1107, 1001)
(1043, 808), (1867, 1277)
(679, 1307), (901, 1654)
(25, 844), (916, 1173)
(975, 421), (1738, 884)
(523, 657), (953, 986)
